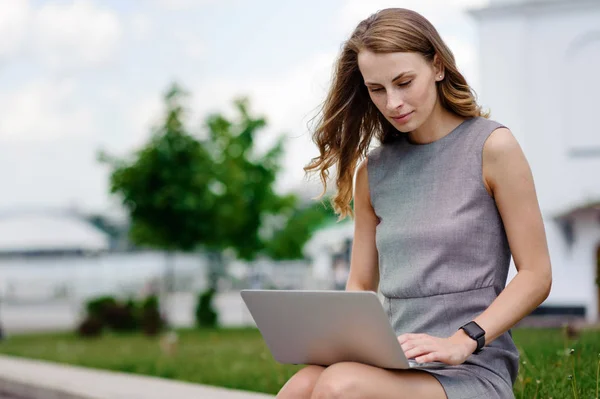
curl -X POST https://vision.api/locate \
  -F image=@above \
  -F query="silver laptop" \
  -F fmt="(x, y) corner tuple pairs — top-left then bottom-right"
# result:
(240, 289), (445, 369)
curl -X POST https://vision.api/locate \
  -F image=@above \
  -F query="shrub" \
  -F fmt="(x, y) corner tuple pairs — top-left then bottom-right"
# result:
(83, 295), (139, 332)
(77, 316), (104, 337)
(140, 295), (167, 336)
(78, 295), (162, 336)
(195, 288), (218, 328)
(85, 296), (118, 321)
(103, 302), (138, 332)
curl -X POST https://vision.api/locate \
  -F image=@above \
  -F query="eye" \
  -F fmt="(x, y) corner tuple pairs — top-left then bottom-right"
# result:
(369, 87), (383, 93)
(398, 80), (412, 87)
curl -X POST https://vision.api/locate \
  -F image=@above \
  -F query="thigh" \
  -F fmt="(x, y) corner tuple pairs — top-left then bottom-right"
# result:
(277, 365), (326, 399)
(311, 362), (447, 399)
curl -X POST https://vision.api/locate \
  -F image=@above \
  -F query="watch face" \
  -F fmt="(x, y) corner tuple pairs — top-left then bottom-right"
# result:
(463, 322), (485, 339)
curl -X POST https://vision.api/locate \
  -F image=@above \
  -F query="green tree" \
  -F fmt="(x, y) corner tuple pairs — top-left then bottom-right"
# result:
(100, 83), (332, 298)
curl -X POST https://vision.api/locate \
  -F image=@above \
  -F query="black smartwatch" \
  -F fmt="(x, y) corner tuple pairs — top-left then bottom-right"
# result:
(459, 321), (486, 354)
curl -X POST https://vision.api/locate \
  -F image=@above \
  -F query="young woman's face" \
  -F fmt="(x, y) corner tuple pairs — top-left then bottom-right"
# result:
(357, 50), (442, 132)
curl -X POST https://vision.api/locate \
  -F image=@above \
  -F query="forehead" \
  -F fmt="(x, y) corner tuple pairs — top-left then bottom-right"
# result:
(357, 50), (427, 83)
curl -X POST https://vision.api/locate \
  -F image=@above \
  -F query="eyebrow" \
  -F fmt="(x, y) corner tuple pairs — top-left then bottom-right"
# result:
(364, 71), (414, 85)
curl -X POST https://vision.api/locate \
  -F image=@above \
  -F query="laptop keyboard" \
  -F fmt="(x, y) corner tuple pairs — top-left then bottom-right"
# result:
(408, 360), (446, 368)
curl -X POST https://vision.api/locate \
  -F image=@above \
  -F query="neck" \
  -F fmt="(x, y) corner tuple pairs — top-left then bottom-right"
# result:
(407, 106), (467, 145)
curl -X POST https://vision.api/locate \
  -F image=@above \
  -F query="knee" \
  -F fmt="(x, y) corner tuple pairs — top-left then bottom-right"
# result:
(311, 363), (358, 399)
(277, 366), (324, 399)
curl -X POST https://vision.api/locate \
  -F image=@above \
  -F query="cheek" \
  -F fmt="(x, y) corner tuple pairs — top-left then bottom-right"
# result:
(369, 93), (386, 113)
(411, 81), (435, 107)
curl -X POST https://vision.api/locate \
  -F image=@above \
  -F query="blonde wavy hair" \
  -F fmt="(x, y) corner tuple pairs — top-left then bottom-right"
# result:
(304, 8), (488, 220)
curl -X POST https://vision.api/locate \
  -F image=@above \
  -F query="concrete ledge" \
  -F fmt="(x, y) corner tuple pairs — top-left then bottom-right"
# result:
(0, 355), (274, 399)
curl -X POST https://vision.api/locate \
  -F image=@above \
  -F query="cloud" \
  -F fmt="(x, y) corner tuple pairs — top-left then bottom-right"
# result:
(31, 0), (122, 70)
(172, 29), (206, 60)
(0, 0), (122, 70)
(183, 40), (206, 60)
(337, 0), (489, 33)
(0, 136), (110, 212)
(152, 0), (221, 11)
(0, 0), (30, 58)
(0, 79), (95, 141)
(125, 94), (165, 150)
(130, 13), (152, 41)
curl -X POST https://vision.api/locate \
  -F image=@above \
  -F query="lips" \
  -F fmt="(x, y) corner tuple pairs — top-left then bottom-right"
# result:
(391, 111), (413, 118)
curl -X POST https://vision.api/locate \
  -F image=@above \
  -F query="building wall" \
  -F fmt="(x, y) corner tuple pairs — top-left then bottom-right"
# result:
(570, 217), (600, 321)
(471, 0), (600, 320)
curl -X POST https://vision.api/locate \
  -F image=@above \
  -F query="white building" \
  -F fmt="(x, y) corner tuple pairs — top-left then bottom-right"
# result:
(0, 211), (205, 302)
(304, 220), (353, 284)
(0, 211), (110, 255)
(469, 0), (600, 322)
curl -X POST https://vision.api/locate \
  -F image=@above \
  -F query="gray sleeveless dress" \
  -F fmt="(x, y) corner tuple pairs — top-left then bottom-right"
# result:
(366, 116), (519, 399)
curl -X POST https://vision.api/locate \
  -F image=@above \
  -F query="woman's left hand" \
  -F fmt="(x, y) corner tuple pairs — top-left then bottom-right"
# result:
(397, 331), (478, 365)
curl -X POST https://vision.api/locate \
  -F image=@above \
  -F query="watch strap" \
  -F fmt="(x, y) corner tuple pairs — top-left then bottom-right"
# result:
(459, 321), (486, 354)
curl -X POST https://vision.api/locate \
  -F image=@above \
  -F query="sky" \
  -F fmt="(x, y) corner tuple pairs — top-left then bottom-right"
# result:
(0, 0), (490, 216)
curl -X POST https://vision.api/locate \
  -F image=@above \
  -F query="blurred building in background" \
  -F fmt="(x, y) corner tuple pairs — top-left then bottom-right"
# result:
(0, 210), (109, 257)
(303, 220), (353, 288)
(0, 209), (207, 302)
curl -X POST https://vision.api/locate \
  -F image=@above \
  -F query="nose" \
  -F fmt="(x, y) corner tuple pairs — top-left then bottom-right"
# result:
(385, 90), (404, 113)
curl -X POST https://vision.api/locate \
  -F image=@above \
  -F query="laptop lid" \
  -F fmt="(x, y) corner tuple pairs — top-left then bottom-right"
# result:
(240, 289), (413, 369)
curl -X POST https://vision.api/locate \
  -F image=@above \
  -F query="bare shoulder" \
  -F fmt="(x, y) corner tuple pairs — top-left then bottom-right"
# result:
(482, 127), (527, 197)
(483, 127), (521, 161)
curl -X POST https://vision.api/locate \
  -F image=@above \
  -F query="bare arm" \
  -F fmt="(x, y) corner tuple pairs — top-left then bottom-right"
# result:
(345, 157), (380, 292)
(468, 127), (552, 345)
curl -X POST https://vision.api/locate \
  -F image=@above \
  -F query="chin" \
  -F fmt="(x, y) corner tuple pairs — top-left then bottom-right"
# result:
(390, 118), (416, 133)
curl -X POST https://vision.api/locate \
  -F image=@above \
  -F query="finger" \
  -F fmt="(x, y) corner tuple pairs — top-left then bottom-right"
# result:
(415, 352), (441, 364)
(400, 338), (434, 352)
(404, 345), (436, 360)
(398, 333), (416, 343)
(398, 333), (428, 342)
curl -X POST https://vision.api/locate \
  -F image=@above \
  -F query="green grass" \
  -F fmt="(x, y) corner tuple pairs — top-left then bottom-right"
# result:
(511, 328), (599, 398)
(0, 327), (597, 397)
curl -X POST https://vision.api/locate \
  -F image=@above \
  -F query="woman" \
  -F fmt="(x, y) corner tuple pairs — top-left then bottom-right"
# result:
(279, 7), (553, 399)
